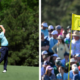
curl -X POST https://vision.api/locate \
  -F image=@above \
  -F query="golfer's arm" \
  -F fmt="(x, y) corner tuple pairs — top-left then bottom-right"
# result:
(0, 25), (5, 34)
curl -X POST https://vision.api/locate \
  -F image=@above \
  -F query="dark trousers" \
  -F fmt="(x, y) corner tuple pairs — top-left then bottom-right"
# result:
(48, 52), (54, 56)
(0, 46), (8, 70)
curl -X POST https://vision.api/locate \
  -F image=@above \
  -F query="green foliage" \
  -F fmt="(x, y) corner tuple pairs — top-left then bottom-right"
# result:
(42, 0), (80, 29)
(0, 0), (38, 66)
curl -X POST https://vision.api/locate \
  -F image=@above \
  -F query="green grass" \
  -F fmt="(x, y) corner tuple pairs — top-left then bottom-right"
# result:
(0, 65), (39, 80)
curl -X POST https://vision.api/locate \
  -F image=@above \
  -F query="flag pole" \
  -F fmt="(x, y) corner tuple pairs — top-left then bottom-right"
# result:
(68, 13), (73, 80)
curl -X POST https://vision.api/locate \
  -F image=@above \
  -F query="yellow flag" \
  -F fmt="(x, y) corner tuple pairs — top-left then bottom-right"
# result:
(72, 13), (80, 30)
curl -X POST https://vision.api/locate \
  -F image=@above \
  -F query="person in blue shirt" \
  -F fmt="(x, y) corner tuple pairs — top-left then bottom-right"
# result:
(61, 52), (69, 67)
(41, 22), (48, 37)
(72, 67), (80, 80)
(56, 66), (68, 80)
(69, 63), (80, 80)
(48, 30), (58, 55)
(0, 25), (8, 73)
(44, 25), (54, 41)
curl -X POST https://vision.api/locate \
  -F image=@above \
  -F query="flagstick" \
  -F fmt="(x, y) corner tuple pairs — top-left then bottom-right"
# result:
(68, 13), (73, 80)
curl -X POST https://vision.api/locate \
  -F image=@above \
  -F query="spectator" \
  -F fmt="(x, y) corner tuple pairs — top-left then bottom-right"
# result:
(67, 25), (71, 33)
(54, 59), (62, 76)
(65, 58), (79, 72)
(48, 30), (58, 55)
(55, 25), (62, 36)
(64, 30), (71, 48)
(41, 61), (50, 77)
(41, 51), (48, 66)
(70, 58), (78, 67)
(60, 27), (64, 35)
(52, 35), (69, 59)
(44, 25), (54, 41)
(78, 66), (80, 71)
(56, 66), (68, 80)
(42, 54), (50, 64)
(61, 52), (69, 67)
(41, 32), (49, 52)
(72, 67), (80, 80)
(42, 65), (56, 80)
(75, 54), (80, 65)
(41, 22), (48, 37)
(69, 64), (80, 80)
(62, 30), (67, 39)
(71, 31), (80, 56)
(50, 54), (58, 67)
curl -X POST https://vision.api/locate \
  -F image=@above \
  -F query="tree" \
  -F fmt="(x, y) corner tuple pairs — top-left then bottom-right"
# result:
(0, 0), (39, 66)
(41, 0), (80, 29)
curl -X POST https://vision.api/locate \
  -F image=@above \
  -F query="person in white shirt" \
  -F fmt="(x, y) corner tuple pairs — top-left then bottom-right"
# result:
(44, 25), (54, 41)
(71, 31), (80, 56)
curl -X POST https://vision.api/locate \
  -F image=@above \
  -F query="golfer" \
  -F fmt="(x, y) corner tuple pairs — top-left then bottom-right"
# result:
(0, 25), (8, 73)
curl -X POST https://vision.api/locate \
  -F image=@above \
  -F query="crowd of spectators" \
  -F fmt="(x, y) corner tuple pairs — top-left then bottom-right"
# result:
(41, 22), (80, 80)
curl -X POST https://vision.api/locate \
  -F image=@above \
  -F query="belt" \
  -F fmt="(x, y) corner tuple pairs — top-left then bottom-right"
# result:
(1, 46), (8, 47)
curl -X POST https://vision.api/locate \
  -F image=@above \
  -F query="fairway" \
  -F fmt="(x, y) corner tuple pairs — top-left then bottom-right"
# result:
(0, 65), (39, 80)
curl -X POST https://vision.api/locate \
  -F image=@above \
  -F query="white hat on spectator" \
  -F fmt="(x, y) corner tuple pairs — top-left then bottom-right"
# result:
(52, 54), (58, 57)
(41, 22), (48, 27)
(56, 57), (61, 60)
(51, 30), (58, 35)
(75, 53), (80, 57)
(41, 51), (48, 55)
(72, 64), (77, 69)
(72, 67), (79, 72)
(72, 31), (80, 36)
(70, 58), (76, 63)
(48, 25), (54, 30)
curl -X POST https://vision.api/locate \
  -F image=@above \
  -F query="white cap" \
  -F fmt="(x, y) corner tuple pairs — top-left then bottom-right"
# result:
(75, 53), (80, 57)
(72, 64), (77, 69)
(51, 30), (58, 35)
(72, 67), (79, 72)
(41, 22), (48, 27)
(52, 54), (58, 57)
(70, 58), (76, 63)
(41, 51), (48, 55)
(48, 25), (54, 30)
(56, 57), (61, 60)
